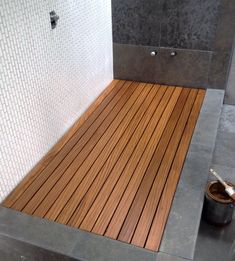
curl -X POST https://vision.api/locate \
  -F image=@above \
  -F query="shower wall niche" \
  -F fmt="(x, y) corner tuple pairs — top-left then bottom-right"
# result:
(112, 0), (235, 90)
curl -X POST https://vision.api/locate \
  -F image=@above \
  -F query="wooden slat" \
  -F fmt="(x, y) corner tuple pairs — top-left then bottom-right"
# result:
(22, 81), (141, 214)
(80, 87), (181, 232)
(103, 88), (189, 241)
(52, 84), (156, 223)
(3, 80), (122, 208)
(12, 80), (133, 211)
(67, 85), (167, 228)
(130, 89), (198, 247)
(145, 89), (205, 251)
(76, 86), (172, 230)
(34, 83), (152, 219)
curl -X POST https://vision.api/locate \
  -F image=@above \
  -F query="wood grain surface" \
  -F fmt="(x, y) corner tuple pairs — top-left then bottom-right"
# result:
(2, 81), (205, 251)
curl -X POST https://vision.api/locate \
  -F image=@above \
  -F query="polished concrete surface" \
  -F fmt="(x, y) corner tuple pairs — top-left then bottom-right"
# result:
(225, 43), (235, 105)
(194, 105), (235, 261)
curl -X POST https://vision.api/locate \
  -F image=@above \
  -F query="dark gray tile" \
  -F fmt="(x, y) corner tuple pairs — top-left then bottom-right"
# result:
(0, 207), (157, 261)
(199, 89), (224, 116)
(113, 43), (212, 88)
(157, 48), (211, 88)
(177, 144), (213, 192)
(208, 51), (231, 89)
(218, 105), (235, 134)
(191, 90), (224, 138)
(213, 131), (235, 168)
(70, 231), (156, 261)
(191, 112), (221, 148)
(113, 43), (161, 83)
(213, 2), (235, 52)
(220, 0), (235, 13)
(190, 89), (224, 147)
(0, 207), (78, 255)
(225, 47), (235, 105)
(160, 0), (221, 50)
(112, 0), (161, 46)
(0, 234), (76, 261)
(157, 252), (190, 261)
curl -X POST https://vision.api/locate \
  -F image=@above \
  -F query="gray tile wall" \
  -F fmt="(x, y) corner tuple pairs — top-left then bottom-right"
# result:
(225, 43), (235, 105)
(160, 0), (221, 51)
(112, 0), (220, 50)
(113, 44), (212, 88)
(112, 0), (235, 91)
(208, 0), (235, 91)
(112, 0), (161, 46)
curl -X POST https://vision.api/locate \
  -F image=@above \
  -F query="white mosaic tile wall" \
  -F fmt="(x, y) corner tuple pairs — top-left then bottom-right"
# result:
(0, 0), (113, 202)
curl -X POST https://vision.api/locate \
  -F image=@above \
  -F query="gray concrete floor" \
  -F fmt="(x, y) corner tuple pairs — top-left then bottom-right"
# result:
(194, 105), (235, 261)
(225, 41), (235, 105)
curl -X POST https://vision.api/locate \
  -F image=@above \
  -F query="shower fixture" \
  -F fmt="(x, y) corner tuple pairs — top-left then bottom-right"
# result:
(150, 51), (158, 56)
(50, 11), (59, 29)
(170, 51), (177, 57)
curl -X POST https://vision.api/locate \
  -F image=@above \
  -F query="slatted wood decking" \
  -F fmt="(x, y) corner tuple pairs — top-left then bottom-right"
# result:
(3, 80), (205, 251)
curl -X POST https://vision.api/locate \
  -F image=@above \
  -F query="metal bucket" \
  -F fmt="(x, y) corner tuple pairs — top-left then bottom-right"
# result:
(203, 180), (235, 226)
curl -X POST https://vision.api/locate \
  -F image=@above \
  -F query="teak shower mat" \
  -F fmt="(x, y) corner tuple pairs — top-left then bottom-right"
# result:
(3, 80), (205, 251)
